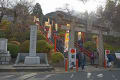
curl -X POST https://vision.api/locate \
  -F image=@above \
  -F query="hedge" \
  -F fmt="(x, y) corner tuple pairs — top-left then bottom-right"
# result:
(20, 40), (53, 53)
(8, 43), (19, 58)
(51, 52), (64, 63)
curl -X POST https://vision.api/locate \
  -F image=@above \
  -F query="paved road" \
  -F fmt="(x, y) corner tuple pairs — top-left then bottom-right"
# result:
(0, 70), (120, 80)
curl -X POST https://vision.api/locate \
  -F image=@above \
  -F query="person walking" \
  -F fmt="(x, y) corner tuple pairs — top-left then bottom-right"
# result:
(107, 54), (115, 69)
(94, 51), (99, 68)
(81, 52), (86, 70)
(91, 52), (94, 65)
(76, 52), (81, 67)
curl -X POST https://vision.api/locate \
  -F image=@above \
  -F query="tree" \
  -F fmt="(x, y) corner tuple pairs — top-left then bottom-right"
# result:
(0, 0), (11, 23)
(103, 0), (120, 31)
(32, 3), (43, 25)
(7, 0), (34, 42)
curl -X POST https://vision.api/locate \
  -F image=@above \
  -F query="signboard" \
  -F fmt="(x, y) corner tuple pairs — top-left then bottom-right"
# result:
(105, 50), (110, 54)
(105, 50), (110, 60)
(70, 48), (76, 54)
(69, 48), (76, 68)
(115, 53), (120, 59)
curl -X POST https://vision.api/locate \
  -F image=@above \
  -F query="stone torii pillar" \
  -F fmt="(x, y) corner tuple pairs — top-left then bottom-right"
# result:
(97, 29), (104, 66)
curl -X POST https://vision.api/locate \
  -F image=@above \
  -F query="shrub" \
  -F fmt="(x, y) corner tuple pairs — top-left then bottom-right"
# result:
(9, 37), (17, 41)
(0, 20), (11, 30)
(51, 52), (64, 63)
(36, 40), (53, 53)
(20, 40), (53, 53)
(9, 41), (20, 46)
(8, 43), (19, 58)
(37, 33), (46, 40)
(20, 40), (30, 53)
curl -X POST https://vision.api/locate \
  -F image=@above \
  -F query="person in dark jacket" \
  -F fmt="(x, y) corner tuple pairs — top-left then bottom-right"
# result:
(91, 52), (94, 65)
(94, 51), (99, 68)
(107, 54), (115, 68)
(76, 52), (81, 67)
(81, 52), (86, 70)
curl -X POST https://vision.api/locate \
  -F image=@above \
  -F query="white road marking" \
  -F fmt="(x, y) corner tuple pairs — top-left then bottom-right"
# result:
(97, 74), (103, 78)
(87, 73), (92, 78)
(19, 73), (37, 80)
(42, 74), (55, 80)
(70, 74), (74, 78)
(2, 75), (15, 79)
(45, 74), (54, 78)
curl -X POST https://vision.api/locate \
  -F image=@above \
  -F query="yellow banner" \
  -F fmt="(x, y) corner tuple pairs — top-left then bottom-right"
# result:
(78, 32), (82, 40)
(48, 25), (52, 38)
(64, 31), (69, 52)
(55, 24), (58, 31)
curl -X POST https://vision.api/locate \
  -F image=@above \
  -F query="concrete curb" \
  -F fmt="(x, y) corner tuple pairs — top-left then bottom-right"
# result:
(0, 68), (54, 72)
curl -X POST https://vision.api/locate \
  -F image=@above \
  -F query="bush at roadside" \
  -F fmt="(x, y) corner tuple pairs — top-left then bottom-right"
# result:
(51, 52), (64, 64)
(8, 43), (19, 58)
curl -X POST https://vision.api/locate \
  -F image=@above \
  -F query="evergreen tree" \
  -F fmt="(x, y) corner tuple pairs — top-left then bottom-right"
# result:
(33, 3), (43, 25)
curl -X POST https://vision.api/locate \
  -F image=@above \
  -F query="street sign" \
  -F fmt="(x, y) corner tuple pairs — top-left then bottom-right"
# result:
(70, 48), (76, 54)
(115, 53), (120, 59)
(105, 50), (110, 63)
(105, 50), (110, 54)
(69, 48), (76, 68)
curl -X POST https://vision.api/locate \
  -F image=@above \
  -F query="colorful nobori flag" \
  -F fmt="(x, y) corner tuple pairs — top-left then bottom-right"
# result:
(34, 16), (39, 22)
(78, 32), (82, 40)
(48, 25), (52, 39)
(33, 16), (36, 22)
(55, 24), (58, 31)
(64, 30), (69, 52)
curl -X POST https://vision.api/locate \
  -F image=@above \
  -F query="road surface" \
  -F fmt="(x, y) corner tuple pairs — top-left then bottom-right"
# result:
(0, 70), (120, 80)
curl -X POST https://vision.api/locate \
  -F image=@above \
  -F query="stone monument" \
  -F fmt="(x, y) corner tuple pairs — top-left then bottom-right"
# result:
(0, 38), (11, 64)
(0, 39), (7, 52)
(24, 25), (40, 64)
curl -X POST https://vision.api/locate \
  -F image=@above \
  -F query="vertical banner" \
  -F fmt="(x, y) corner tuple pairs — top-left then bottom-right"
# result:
(45, 21), (49, 26)
(48, 25), (51, 39)
(33, 16), (36, 22)
(96, 36), (98, 48)
(48, 18), (50, 24)
(81, 32), (85, 43)
(64, 30), (69, 52)
(78, 32), (82, 40)
(52, 20), (54, 27)
(55, 24), (58, 31)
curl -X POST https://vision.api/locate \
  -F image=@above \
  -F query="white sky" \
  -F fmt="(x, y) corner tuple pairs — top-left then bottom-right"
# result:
(35, 0), (106, 15)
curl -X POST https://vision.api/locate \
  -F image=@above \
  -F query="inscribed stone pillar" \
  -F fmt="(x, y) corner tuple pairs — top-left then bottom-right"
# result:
(24, 25), (40, 64)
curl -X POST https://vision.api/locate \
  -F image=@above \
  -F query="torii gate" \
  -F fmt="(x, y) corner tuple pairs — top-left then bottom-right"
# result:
(61, 19), (106, 66)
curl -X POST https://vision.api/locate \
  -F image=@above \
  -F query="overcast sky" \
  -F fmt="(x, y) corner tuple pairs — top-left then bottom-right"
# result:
(35, 0), (106, 15)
